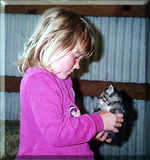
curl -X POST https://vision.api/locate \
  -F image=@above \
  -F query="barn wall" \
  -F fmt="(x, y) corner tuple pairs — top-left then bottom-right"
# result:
(1, 13), (150, 158)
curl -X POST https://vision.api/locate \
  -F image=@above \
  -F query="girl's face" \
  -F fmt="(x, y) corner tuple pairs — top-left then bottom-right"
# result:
(50, 47), (84, 79)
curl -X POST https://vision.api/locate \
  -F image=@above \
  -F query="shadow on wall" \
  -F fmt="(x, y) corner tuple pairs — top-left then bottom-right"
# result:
(73, 16), (139, 160)
(145, 1), (150, 157)
(73, 78), (138, 160)
(89, 91), (138, 160)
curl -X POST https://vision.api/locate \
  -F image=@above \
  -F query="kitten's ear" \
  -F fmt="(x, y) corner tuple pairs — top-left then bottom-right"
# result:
(106, 85), (114, 95)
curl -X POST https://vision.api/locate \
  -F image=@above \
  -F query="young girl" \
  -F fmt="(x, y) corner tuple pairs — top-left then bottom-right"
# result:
(16, 8), (124, 160)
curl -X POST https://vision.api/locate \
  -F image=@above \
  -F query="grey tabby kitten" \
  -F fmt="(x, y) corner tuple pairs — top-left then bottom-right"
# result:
(95, 85), (125, 138)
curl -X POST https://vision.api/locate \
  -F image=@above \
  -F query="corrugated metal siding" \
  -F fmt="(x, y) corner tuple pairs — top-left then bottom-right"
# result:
(0, 92), (5, 121)
(5, 93), (20, 120)
(3, 13), (150, 157)
(83, 98), (146, 156)
(0, 11), (5, 158)
(0, 12), (5, 122)
(145, 101), (150, 156)
(5, 13), (40, 76)
(146, 18), (150, 83)
(5, 14), (147, 83)
(75, 16), (146, 83)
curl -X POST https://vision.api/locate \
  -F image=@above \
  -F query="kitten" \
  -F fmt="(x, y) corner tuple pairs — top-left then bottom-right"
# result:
(95, 85), (125, 138)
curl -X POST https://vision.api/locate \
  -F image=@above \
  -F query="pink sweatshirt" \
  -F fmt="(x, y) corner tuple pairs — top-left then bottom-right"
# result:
(16, 67), (104, 159)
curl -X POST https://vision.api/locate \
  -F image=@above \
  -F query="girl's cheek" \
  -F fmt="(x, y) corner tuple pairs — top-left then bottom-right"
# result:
(64, 58), (75, 71)
(69, 56), (76, 67)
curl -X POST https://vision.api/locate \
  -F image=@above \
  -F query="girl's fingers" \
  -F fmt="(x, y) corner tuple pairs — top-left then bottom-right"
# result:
(106, 138), (112, 143)
(96, 131), (112, 143)
(116, 114), (124, 122)
(96, 131), (108, 142)
(115, 122), (122, 128)
(112, 127), (119, 133)
(116, 113), (124, 117)
(117, 117), (124, 123)
(95, 131), (104, 139)
(96, 113), (124, 143)
(99, 132), (108, 142)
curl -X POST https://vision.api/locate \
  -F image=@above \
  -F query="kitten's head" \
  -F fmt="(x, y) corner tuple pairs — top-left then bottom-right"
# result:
(95, 85), (125, 114)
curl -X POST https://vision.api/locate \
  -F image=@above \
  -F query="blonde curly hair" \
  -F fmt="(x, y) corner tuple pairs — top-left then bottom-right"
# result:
(17, 8), (96, 73)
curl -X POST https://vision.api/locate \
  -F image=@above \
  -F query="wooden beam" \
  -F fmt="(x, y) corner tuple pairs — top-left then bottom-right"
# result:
(5, 5), (148, 17)
(4, 76), (21, 93)
(1, 76), (150, 100)
(76, 79), (150, 100)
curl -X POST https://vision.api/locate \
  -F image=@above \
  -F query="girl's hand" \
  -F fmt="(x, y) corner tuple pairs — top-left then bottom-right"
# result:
(95, 131), (112, 143)
(99, 110), (124, 133)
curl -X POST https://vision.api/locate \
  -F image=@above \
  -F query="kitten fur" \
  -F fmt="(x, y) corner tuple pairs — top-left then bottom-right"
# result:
(95, 85), (125, 138)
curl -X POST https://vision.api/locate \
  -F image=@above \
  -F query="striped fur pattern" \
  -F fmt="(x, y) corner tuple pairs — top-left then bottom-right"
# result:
(95, 85), (125, 138)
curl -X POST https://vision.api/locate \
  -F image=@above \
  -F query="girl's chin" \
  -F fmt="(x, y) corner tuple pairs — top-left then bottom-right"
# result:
(56, 73), (70, 79)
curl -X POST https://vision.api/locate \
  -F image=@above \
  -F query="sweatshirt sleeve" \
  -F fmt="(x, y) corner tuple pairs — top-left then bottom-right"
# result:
(26, 73), (104, 147)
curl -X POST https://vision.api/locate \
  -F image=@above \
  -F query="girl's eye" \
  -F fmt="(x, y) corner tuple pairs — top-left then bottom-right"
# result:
(74, 54), (84, 60)
(75, 56), (80, 60)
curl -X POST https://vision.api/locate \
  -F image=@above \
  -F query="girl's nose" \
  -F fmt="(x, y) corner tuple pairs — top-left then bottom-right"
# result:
(74, 60), (80, 70)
